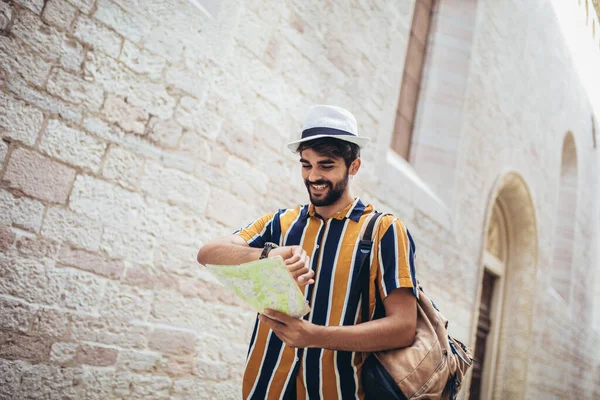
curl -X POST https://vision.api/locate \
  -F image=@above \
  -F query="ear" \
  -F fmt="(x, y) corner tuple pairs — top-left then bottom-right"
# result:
(349, 158), (361, 176)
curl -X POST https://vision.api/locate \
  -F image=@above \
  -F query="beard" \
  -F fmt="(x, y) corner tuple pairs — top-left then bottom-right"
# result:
(305, 172), (350, 207)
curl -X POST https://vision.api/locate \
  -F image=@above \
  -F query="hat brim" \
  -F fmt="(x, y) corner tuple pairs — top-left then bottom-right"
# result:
(286, 134), (370, 153)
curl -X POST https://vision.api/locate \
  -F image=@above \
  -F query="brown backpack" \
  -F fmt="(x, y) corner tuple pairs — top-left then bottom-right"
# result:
(354, 212), (474, 399)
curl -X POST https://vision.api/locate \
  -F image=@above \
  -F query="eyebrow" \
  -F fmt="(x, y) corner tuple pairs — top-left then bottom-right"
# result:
(299, 158), (336, 165)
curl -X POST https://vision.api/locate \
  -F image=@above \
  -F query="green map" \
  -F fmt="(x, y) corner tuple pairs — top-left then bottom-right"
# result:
(206, 256), (311, 318)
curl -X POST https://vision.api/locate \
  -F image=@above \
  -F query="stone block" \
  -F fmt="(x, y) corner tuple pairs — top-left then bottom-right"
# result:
(68, 314), (147, 349)
(40, 119), (106, 172)
(0, 330), (51, 362)
(0, 359), (25, 399)
(122, 263), (177, 291)
(58, 268), (106, 312)
(0, 189), (45, 232)
(0, 252), (62, 305)
(65, 0), (94, 14)
(58, 246), (125, 279)
(0, 140), (7, 166)
(146, 116), (183, 148)
(161, 355), (193, 377)
(174, 96), (223, 139)
(0, 2), (12, 31)
(120, 40), (166, 80)
(112, 372), (171, 400)
(12, 10), (84, 72)
(73, 14), (123, 58)
(30, 307), (70, 339)
(117, 350), (160, 372)
(177, 131), (211, 161)
(42, 0), (77, 31)
(0, 296), (35, 333)
(151, 292), (209, 331)
(0, 226), (15, 250)
(102, 94), (149, 134)
(206, 186), (255, 229)
(18, 364), (82, 399)
(16, 235), (61, 258)
(99, 282), (152, 321)
(101, 145), (144, 190)
(14, 0), (43, 14)
(100, 224), (155, 264)
(148, 328), (196, 355)
(6, 75), (82, 123)
(153, 242), (203, 276)
(171, 378), (217, 400)
(0, 36), (52, 88)
(83, 50), (133, 97)
(3, 148), (75, 204)
(84, 52), (175, 119)
(41, 206), (103, 251)
(127, 79), (177, 120)
(225, 155), (269, 199)
(69, 174), (144, 225)
(50, 342), (78, 365)
(143, 26), (184, 62)
(0, 91), (45, 146)
(76, 344), (119, 366)
(193, 358), (229, 381)
(165, 65), (206, 98)
(217, 121), (257, 163)
(94, 0), (150, 43)
(47, 68), (105, 112)
(178, 276), (243, 308)
(140, 161), (209, 212)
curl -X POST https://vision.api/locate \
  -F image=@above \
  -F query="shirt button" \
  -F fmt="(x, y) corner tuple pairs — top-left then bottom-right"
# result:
(316, 245), (320, 249)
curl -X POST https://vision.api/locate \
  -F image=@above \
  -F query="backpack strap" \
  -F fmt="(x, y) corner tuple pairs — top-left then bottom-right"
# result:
(349, 212), (384, 324)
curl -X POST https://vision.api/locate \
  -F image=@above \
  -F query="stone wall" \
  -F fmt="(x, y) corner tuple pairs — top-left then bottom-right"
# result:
(0, 0), (598, 399)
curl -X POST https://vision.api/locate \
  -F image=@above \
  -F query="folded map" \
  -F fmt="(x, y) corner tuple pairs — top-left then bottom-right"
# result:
(205, 256), (311, 318)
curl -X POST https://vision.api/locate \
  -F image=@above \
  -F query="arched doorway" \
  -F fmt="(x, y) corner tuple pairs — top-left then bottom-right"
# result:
(469, 172), (539, 400)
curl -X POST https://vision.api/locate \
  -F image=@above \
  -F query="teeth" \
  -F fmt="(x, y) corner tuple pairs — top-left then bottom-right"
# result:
(312, 184), (326, 189)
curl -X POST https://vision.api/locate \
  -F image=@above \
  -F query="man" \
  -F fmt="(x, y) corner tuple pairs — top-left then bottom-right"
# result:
(197, 105), (418, 399)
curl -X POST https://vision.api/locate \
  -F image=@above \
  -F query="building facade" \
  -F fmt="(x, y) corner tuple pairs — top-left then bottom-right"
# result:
(0, 0), (599, 399)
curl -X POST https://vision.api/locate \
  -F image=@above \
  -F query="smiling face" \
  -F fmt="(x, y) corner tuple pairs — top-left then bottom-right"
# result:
(300, 148), (353, 207)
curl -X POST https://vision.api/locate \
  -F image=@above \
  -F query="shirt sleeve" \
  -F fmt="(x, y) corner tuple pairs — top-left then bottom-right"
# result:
(234, 213), (276, 248)
(375, 216), (418, 300)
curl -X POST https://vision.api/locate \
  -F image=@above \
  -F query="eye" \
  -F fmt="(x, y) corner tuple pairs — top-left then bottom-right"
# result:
(302, 165), (311, 169)
(321, 166), (333, 170)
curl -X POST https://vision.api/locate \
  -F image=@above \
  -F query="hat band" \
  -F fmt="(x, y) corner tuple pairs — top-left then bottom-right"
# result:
(301, 127), (357, 139)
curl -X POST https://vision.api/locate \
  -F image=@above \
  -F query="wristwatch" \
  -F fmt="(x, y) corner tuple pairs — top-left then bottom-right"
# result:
(260, 242), (279, 259)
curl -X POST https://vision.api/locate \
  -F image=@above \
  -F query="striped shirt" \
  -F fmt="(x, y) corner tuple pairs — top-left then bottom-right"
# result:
(235, 197), (417, 400)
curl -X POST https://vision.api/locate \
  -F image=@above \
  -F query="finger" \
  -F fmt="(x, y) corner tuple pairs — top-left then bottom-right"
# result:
(259, 314), (285, 330)
(298, 271), (315, 286)
(264, 308), (293, 323)
(292, 267), (311, 280)
(299, 268), (314, 281)
(285, 253), (301, 265)
(293, 246), (304, 258)
(287, 260), (308, 274)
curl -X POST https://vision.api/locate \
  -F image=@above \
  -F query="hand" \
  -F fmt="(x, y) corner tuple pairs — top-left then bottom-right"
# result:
(259, 309), (323, 348)
(268, 246), (315, 287)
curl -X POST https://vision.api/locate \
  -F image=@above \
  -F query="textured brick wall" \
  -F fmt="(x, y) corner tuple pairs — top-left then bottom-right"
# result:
(0, 0), (599, 399)
(0, 0), (416, 398)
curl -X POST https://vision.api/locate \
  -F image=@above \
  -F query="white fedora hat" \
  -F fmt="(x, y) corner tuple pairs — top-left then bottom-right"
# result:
(287, 105), (370, 152)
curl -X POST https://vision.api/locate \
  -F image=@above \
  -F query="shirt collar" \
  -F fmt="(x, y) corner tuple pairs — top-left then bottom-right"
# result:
(303, 197), (365, 222)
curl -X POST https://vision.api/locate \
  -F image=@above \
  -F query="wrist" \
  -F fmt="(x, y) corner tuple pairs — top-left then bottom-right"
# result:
(260, 242), (279, 260)
(309, 324), (330, 349)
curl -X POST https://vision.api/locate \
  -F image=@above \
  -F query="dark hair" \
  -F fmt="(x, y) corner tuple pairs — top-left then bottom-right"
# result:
(297, 138), (360, 167)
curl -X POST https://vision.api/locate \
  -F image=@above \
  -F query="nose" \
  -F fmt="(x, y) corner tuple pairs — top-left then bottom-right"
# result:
(307, 169), (323, 183)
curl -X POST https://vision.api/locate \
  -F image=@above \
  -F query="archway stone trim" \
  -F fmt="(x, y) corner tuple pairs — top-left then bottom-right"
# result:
(471, 170), (539, 400)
